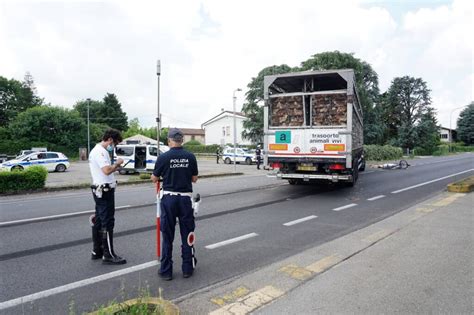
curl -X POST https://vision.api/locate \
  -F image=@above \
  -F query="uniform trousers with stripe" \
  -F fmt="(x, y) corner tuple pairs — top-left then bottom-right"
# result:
(160, 194), (196, 276)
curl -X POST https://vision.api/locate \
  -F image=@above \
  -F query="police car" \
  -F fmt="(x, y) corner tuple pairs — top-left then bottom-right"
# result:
(222, 148), (256, 165)
(0, 151), (70, 172)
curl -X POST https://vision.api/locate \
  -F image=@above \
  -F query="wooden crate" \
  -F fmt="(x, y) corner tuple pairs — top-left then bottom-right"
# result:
(312, 94), (347, 126)
(270, 96), (304, 126)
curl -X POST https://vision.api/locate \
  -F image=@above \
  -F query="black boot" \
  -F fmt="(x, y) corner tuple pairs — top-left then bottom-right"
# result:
(91, 226), (103, 260)
(101, 229), (127, 265)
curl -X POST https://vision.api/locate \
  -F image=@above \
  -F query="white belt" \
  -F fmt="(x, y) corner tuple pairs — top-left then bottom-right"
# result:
(162, 190), (192, 198)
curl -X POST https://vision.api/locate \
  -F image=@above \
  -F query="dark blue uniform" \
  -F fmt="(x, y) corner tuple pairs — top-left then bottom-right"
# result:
(153, 147), (198, 277)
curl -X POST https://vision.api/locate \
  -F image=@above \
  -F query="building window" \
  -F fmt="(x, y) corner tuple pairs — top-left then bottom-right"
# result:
(226, 126), (230, 136)
(222, 127), (226, 136)
(440, 134), (448, 139)
(191, 135), (195, 140)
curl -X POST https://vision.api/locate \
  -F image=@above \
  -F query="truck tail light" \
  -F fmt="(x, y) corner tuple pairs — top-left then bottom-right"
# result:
(271, 162), (282, 169)
(329, 164), (345, 170)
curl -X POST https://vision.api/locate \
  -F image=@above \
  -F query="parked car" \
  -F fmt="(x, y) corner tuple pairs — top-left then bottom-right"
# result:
(0, 151), (70, 172)
(222, 148), (256, 165)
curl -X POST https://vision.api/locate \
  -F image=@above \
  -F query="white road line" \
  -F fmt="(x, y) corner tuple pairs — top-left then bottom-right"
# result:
(283, 215), (318, 226)
(205, 233), (258, 249)
(0, 260), (159, 311)
(116, 205), (131, 209)
(0, 205), (131, 227)
(391, 169), (474, 194)
(333, 203), (357, 211)
(367, 195), (385, 201)
(0, 210), (94, 227)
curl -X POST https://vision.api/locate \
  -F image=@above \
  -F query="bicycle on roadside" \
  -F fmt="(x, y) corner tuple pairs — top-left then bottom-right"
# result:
(378, 159), (410, 170)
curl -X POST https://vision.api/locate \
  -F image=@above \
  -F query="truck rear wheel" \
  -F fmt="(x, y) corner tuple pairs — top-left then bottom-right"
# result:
(347, 165), (359, 187)
(288, 179), (298, 185)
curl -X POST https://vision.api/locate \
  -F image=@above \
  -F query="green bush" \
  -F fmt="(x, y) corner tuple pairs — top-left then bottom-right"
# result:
(0, 139), (78, 158)
(431, 143), (474, 156)
(364, 145), (403, 161)
(0, 166), (48, 193)
(139, 173), (151, 180)
(183, 144), (220, 153)
(184, 140), (202, 146)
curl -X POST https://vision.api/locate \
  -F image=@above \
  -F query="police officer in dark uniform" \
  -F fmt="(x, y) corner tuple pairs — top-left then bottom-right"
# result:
(151, 128), (198, 281)
(256, 145), (262, 170)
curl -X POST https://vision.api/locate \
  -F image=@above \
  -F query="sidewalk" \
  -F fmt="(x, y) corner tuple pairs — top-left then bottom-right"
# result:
(45, 159), (262, 188)
(176, 190), (473, 314)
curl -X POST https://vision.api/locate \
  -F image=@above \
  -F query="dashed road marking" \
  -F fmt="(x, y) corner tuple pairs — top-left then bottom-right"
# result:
(416, 207), (434, 213)
(205, 233), (258, 250)
(283, 215), (317, 226)
(391, 169), (474, 194)
(332, 203), (357, 211)
(209, 286), (284, 315)
(367, 195), (385, 201)
(432, 194), (465, 207)
(0, 260), (160, 311)
(211, 286), (251, 306)
(306, 255), (342, 273)
(278, 264), (313, 280)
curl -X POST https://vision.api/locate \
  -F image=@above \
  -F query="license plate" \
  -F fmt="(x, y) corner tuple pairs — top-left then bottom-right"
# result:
(297, 165), (316, 171)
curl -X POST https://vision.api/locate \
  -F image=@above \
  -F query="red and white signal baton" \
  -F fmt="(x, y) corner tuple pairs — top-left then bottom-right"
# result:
(156, 181), (161, 258)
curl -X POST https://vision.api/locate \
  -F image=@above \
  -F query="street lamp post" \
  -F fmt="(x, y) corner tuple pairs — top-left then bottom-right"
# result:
(87, 98), (91, 156)
(233, 88), (242, 173)
(156, 59), (161, 259)
(449, 105), (468, 151)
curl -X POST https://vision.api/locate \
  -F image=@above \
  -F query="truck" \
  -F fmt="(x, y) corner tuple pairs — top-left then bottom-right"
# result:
(263, 69), (365, 186)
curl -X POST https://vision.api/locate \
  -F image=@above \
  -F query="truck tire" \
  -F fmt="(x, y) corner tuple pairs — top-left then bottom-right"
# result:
(245, 157), (252, 165)
(359, 158), (366, 171)
(288, 179), (298, 185)
(348, 164), (359, 187)
(224, 157), (231, 164)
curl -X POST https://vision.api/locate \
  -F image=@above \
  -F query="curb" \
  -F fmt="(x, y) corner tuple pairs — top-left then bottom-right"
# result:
(447, 175), (474, 193)
(0, 172), (244, 196)
(88, 297), (179, 315)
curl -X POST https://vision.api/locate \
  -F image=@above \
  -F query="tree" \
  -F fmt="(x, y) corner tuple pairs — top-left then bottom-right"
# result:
(385, 76), (432, 150)
(9, 106), (86, 149)
(241, 65), (294, 143)
(102, 93), (128, 131)
(414, 107), (440, 154)
(300, 51), (382, 144)
(457, 102), (474, 145)
(73, 93), (128, 132)
(0, 75), (43, 127)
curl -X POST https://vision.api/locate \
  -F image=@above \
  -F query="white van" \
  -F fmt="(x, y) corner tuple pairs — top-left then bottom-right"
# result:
(114, 144), (169, 174)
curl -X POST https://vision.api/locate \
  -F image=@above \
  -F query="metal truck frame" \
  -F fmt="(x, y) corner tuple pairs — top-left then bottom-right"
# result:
(263, 69), (364, 186)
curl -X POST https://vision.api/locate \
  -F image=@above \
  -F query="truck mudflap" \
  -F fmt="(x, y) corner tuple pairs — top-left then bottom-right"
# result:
(268, 172), (352, 182)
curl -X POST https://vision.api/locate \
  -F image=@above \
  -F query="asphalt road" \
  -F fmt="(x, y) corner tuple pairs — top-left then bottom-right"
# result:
(0, 153), (473, 314)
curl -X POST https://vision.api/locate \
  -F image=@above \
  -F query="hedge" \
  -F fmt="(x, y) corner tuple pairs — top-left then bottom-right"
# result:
(363, 145), (403, 161)
(183, 144), (220, 153)
(0, 139), (78, 158)
(0, 166), (48, 193)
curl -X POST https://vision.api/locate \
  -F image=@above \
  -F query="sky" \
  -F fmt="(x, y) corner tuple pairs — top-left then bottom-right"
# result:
(0, 0), (472, 129)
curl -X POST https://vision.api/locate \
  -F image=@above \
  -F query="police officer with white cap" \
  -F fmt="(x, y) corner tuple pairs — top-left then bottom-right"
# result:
(151, 128), (198, 280)
(89, 128), (126, 265)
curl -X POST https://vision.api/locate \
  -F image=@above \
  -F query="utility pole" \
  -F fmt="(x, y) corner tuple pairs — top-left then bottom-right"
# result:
(232, 88), (242, 173)
(87, 98), (91, 156)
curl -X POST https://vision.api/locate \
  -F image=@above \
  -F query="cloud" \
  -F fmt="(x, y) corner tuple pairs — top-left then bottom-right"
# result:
(0, 0), (471, 130)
